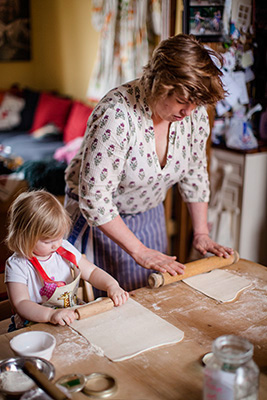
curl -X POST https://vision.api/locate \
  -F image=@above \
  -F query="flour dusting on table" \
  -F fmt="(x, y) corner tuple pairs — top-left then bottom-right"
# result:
(53, 328), (104, 366)
(151, 303), (161, 311)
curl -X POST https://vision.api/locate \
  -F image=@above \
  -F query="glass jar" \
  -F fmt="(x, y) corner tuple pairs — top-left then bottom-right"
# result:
(203, 335), (259, 400)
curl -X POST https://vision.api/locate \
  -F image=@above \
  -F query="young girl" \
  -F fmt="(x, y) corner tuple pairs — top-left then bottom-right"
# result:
(5, 190), (129, 330)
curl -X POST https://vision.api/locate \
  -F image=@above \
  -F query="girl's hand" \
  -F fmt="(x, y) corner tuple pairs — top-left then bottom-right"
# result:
(107, 284), (129, 306)
(193, 233), (234, 258)
(133, 247), (185, 276)
(49, 308), (77, 326)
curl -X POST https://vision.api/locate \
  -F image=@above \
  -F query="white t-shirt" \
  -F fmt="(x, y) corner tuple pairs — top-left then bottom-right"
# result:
(5, 240), (82, 304)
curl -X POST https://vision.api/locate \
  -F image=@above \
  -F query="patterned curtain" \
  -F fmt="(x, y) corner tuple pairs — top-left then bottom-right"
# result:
(87, 0), (161, 103)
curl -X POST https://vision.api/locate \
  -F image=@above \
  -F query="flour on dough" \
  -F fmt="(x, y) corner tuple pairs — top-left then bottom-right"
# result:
(70, 297), (184, 362)
(183, 269), (252, 302)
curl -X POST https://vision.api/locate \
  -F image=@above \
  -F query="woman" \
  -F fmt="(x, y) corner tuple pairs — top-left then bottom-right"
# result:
(65, 34), (233, 295)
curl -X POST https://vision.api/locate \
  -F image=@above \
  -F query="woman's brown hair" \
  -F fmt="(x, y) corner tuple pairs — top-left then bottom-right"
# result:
(141, 34), (226, 108)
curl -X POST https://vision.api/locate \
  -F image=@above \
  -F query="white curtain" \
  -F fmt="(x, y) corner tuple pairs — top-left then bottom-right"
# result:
(87, 0), (161, 102)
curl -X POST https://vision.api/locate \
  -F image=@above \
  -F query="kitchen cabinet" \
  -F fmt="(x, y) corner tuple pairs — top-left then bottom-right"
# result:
(210, 147), (267, 265)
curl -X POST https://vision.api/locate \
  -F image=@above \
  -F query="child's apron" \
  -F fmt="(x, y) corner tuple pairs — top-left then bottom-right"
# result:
(9, 247), (81, 331)
(29, 246), (81, 308)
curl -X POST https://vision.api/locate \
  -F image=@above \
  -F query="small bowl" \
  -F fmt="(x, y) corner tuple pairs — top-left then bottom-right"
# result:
(0, 356), (55, 397)
(10, 331), (56, 361)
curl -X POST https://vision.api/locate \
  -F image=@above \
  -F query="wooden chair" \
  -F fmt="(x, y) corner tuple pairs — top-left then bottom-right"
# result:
(0, 273), (12, 334)
(78, 279), (95, 303)
(0, 299), (12, 321)
(0, 272), (11, 318)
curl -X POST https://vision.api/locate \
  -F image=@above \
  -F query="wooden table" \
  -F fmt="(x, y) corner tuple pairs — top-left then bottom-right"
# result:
(0, 259), (266, 399)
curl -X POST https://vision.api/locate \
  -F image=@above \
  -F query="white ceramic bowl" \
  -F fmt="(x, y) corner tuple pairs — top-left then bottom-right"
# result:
(9, 331), (56, 361)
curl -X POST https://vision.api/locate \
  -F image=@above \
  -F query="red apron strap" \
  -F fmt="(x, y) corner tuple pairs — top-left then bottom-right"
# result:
(29, 246), (78, 287)
(56, 246), (78, 267)
(29, 256), (64, 285)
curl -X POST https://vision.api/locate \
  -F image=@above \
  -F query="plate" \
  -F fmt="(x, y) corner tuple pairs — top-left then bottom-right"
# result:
(0, 356), (55, 396)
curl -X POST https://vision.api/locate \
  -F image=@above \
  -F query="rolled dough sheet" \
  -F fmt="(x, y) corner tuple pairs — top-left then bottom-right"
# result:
(183, 269), (252, 302)
(70, 297), (184, 362)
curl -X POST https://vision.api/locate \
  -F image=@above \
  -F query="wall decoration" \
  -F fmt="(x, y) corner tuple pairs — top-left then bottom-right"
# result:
(183, 0), (225, 42)
(87, 0), (161, 103)
(0, 0), (31, 61)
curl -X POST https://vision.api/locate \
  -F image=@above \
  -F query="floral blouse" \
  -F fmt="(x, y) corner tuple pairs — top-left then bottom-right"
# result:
(65, 79), (210, 227)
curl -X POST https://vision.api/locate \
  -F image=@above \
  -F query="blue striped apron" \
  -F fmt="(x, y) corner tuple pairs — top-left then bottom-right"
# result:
(66, 192), (167, 296)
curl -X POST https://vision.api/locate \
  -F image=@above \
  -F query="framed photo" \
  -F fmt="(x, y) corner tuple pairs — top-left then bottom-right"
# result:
(0, 0), (31, 61)
(183, 1), (225, 42)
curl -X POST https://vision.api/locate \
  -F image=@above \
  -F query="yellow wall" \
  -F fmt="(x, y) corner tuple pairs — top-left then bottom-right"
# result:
(0, 0), (99, 101)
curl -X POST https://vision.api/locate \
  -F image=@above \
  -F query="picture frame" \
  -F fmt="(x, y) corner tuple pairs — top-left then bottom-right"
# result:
(0, 0), (31, 61)
(183, 0), (225, 42)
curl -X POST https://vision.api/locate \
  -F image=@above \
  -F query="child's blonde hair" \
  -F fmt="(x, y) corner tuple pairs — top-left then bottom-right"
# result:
(6, 190), (72, 258)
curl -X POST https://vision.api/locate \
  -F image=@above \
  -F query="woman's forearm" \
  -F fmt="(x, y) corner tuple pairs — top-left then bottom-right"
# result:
(96, 214), (186, 276)
(97, 215), (146, 258)
(186, 202), (209, 235)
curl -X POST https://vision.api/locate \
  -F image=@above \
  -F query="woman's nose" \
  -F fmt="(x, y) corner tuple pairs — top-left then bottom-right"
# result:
(183, 104), (195, 116)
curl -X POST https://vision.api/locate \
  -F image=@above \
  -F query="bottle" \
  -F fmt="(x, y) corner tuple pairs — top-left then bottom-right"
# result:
(0, 144), (23, 171)
(203, 335), (259, 400)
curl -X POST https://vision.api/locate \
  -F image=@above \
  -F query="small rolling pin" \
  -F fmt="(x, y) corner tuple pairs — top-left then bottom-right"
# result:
(148, 251), (240, 289)
(22, 361), (71, 400)
(74, 297), (114, 320)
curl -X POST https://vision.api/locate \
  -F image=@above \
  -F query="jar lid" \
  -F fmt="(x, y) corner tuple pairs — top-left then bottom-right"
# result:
(56, 373), (86, 393)
(201, 352), (213, 366)
(83, 372), (117, 398)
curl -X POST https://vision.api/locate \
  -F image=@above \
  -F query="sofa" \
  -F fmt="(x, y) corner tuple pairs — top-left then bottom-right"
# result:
(0, 87), (94, 299)
(0, 86), (94, 195)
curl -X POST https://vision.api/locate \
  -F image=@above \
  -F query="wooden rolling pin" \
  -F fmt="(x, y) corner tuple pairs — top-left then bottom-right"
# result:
(74, 297), (114, 320)
(22, 361), (70, 400)
(148, 251), (240, 289)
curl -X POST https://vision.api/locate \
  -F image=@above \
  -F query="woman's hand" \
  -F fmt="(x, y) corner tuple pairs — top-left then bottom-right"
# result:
(187, 202), (234, 258)
(133, 247), (185, 276)
(107, 284), (129, 306)
(49, 308), (77, 326)
(193, 233), (234, 258)
(98, 216), (185, 276)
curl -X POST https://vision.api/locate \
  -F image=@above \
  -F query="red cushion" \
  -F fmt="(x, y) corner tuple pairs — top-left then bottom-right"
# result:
(30, 93), (72, 133)
(0, 91), (6, 105)
(63, 101), (93, 143)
